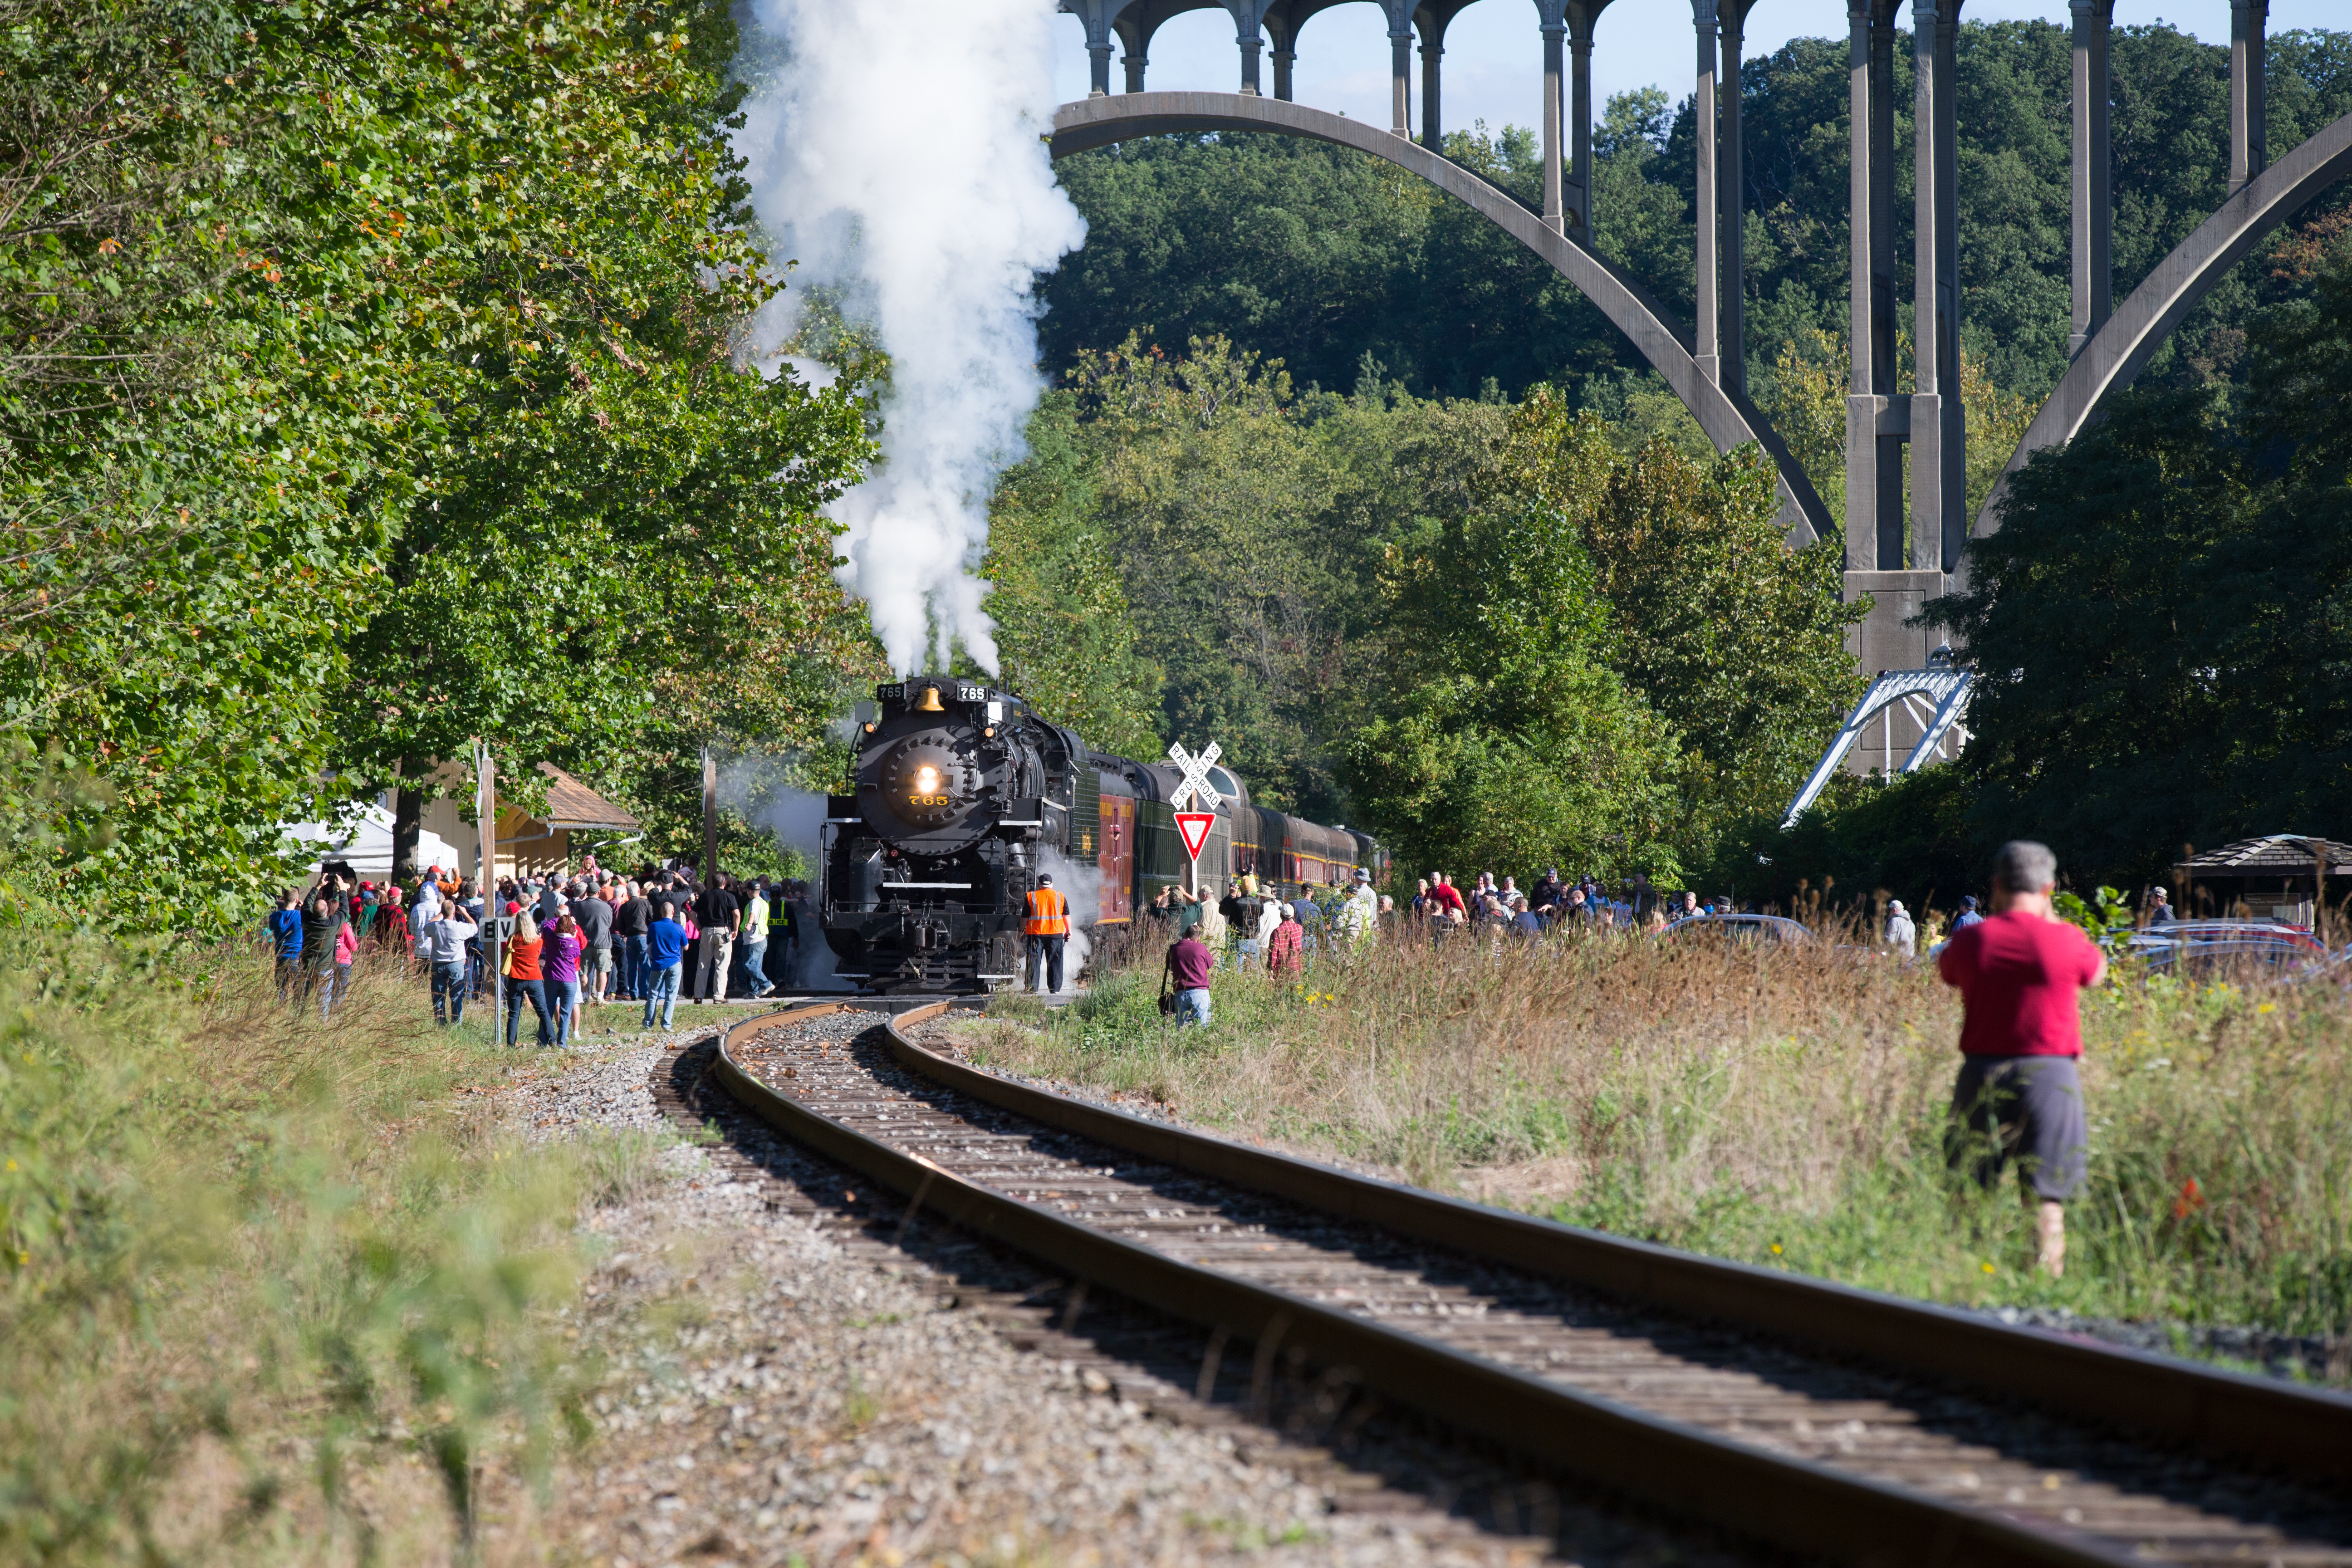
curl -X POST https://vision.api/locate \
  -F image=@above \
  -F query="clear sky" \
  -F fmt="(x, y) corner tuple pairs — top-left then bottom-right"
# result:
(1049, 1), (2341, 142)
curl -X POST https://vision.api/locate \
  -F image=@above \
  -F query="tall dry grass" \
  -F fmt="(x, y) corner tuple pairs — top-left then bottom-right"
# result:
(0, 937), (641, 1565)
(970, 923), (2352, 1345)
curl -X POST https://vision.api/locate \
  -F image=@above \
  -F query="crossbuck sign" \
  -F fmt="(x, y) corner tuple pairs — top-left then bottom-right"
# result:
(1166, 740), (1222, 810)
(1166, 741), (1221, 878)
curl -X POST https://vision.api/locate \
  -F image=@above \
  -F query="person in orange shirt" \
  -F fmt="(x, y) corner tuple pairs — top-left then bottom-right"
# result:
(1024, 873), (1070, 995)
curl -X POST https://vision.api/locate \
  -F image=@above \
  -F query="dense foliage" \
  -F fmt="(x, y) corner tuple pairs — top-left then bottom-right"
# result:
(0, 0), (875, 932)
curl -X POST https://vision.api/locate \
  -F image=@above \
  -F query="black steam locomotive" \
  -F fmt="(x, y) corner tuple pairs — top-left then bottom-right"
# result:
(820, 676), (1387, 992)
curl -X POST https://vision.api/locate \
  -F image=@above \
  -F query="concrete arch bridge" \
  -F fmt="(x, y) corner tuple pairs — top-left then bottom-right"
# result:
(1051, 0), (2352, 707)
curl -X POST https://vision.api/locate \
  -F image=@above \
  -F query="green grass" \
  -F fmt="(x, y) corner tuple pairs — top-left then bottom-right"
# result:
(0, 938), (632, 1564)
(962, 934), (2352, 1351)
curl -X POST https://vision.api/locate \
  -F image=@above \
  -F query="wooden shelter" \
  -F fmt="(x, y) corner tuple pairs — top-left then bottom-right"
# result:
(412, 761), (640, 882)
(2173, 835), (2352, 926)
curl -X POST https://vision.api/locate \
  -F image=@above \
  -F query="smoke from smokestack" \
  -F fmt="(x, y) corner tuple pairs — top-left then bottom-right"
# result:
(732, 0), (1086, 675)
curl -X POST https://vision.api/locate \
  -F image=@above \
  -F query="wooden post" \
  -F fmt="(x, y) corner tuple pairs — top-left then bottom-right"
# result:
(702, 745), (719, 887)
(476, 739), (500, 1043)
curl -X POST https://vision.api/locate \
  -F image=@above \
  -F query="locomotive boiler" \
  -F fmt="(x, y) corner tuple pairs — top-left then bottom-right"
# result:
(819, 676), (1387, 993)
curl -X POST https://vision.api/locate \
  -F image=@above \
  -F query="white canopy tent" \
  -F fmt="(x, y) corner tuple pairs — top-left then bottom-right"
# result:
(284, 804), (463, 880)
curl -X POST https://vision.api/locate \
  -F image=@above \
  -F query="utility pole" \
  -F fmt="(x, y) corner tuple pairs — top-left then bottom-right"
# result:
(702, 744), (719, 887)
(475, 739), (500, 1044)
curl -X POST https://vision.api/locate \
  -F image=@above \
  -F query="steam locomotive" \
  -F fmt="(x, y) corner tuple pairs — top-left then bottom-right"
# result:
(820, 676), (1387, 992)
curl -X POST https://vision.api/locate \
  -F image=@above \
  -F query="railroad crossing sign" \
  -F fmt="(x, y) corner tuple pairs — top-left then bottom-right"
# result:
(1167, 740), (1221, 885)
(1166, 740), (1222, 810)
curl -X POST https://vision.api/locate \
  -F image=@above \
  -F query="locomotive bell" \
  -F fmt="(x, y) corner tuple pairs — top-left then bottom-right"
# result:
(914, 684), (946, 713)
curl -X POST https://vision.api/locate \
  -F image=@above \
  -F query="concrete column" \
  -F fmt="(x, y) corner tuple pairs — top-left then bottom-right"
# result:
(1233, 4), (1263, 94)
(1931, 0), (1964, 569)
(2069, 0), (2113, 355)
(1089, 41), (1113, 96)
(1421, 30), (1445, 151)
(1693, 0), (1720, 386)
(1847, 0), (1902, 574)
(1719, 0), (1753, 394)
(1565, 1), (1610, 245)
(1273, 45), (1295, 99)
(1542, 14), (1566, 234)
(1116, 14), (1147, 92)
(1901, 0), (1967, 571)
(2231, 0), (2269, 192)
(1391, 27), (1413, 136)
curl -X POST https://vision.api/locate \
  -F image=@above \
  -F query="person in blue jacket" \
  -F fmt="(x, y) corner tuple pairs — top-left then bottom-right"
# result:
(641, 898), (690, 1033)
(266, 889), (304, 999)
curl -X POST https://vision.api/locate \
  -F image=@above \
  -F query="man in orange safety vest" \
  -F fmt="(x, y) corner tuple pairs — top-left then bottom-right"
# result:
(1024, 873), (1070, 995)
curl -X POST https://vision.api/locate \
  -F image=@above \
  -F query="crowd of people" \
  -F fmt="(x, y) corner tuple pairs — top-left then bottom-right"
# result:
(265, 856), (814, 1043)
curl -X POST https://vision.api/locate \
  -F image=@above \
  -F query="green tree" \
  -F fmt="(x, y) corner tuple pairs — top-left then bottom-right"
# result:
(1493, 391), (1864, 850)
(0, 0), (877, 931)
(980, 394), (1163, 760)
(1344, 493), (1682, 883)
(1069, 333), (1504, 816)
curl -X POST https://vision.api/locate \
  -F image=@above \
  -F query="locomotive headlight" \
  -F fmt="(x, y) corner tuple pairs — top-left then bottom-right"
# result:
(916, 765), (941, 794)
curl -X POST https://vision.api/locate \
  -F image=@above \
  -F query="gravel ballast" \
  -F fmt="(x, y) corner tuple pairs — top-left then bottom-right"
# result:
(481, 1006), (1725, 1567)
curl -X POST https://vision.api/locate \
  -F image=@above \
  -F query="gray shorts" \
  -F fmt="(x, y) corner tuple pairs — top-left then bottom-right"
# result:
(1948, 1055), (2088, 1201)
(588, 945), (613, 977)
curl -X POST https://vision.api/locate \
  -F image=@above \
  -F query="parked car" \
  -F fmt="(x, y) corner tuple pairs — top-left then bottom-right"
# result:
(2125, 920), (2332, 978)
(1661, 913), (1814, 946)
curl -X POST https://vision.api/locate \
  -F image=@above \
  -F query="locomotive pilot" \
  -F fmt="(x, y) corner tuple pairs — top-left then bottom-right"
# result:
(1024, 873), (1071, 996)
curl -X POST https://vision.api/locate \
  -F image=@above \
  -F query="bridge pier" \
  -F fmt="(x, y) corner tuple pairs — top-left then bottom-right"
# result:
(1540, 1), (1566, 234)
(1391, 20), (1413, 136)
(1692, 0), (1720, 386)
(1564, 2), (1610, 244)
(1912, 0), (1964, 573)
(2230, 0), (2269, 193)
(2069, 1), (2114, 355)
(1718, 0), (1757, 395)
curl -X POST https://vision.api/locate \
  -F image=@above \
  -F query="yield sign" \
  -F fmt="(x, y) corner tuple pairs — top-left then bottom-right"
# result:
(1174, 812), (1216, 863)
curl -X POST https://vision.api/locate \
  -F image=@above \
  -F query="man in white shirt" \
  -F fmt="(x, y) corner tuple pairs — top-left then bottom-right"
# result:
(1342, 867), (1378, 945)
(1886, 899), (1918, 957)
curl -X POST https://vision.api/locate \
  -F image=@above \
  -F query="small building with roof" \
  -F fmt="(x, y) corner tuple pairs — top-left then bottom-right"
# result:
(411, 761), (641, 882)
(2173, 835), (2352, 926)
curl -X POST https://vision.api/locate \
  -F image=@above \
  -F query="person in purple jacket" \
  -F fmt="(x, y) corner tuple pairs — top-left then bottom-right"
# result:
(545, 912), (585, 1048)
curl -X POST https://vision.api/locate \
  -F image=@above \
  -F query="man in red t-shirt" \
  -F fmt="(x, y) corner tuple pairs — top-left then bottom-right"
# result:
(1937, 840), (2106, 1276)
(1429, 872), (1467, 920)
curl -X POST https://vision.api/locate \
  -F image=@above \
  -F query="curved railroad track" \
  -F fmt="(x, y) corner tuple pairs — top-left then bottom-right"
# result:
(708, 997), (2352, 1568)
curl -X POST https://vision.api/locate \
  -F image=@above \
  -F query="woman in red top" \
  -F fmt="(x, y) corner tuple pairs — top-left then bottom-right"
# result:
(376, 885), (411, 962)
(1937, 840), (2106, 1277)
(503, 911), (553, 1048)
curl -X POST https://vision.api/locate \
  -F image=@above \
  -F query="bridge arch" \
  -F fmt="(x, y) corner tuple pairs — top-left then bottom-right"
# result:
(1975, 108), (2352, 537)
(1050, 91), (1838, 548)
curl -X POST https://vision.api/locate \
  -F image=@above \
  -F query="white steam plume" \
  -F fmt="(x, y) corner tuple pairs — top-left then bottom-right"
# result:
(734, 0), (1086, 674)
(717, 757), (851, 994)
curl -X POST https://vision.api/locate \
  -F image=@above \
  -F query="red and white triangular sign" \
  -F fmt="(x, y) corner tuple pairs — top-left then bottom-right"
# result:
(1174, 811), (1215, 863)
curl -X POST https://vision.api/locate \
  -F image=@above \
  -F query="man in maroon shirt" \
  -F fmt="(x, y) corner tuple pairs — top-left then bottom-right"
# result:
(1937, 840), (2106, 1277)
(1164, 929), (1215, 1026)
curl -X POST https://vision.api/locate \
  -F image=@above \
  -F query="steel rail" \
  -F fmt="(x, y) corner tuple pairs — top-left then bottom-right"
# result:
(874, 1010), (2352, 1490)
(707, 1000), (2351, 1568)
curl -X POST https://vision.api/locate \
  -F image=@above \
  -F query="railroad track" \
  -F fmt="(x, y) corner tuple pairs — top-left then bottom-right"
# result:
(707, 997), (2352, 1568)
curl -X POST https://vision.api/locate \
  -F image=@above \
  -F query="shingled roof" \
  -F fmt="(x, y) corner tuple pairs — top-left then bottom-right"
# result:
(2175, 835), (2352, 876)
(533, 762), (640, 831)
